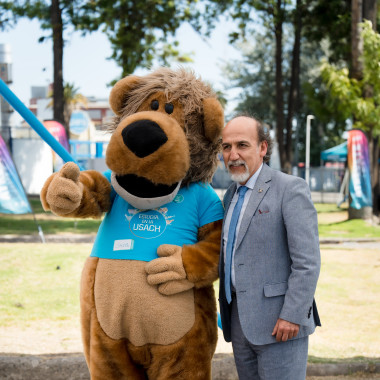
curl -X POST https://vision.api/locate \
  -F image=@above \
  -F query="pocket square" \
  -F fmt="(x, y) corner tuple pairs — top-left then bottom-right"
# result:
(258, 208), (270, 214)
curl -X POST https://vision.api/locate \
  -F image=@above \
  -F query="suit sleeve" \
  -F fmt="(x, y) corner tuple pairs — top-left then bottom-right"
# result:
(279, 177), (321, 326)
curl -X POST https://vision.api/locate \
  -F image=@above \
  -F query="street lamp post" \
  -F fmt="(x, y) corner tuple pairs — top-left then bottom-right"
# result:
(305, 115), (315, 186)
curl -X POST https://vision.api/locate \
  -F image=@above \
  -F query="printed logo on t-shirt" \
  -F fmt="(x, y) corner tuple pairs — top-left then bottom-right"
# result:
(125, 207), (175, 239)
(173, 194), (184, 203)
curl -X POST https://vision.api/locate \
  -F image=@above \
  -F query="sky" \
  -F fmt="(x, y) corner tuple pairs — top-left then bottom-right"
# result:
(1, 18), (242, 125)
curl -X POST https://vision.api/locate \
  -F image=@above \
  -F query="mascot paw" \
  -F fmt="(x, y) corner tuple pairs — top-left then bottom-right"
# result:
(145, 244), (194, 295)
(45, 162), (83, 215)
(158, 279), (194, 295)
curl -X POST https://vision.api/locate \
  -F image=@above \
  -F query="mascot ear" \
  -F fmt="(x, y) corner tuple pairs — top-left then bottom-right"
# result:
(109, 75), (141, 116)
(203, 98), (224, 143)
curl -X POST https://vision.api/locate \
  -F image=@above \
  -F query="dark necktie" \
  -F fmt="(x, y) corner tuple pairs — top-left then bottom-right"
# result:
(225, 185), (248, 303)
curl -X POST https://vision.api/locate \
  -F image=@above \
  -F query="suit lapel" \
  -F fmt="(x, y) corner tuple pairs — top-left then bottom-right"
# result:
(235, 164), (272, 250)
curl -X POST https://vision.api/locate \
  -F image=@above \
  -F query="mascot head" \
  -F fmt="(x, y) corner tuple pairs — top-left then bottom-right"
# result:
(106, 67), (224, 209)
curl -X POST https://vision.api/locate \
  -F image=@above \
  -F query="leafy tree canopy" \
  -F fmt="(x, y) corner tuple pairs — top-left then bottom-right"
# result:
(72, 0), (198, 78)
(303, 0), (352, 64)
(1, 0), (79, 38)
(0, 1), (19, 30)
(222, 22), (346, 165)
(321, 21), (380, 135)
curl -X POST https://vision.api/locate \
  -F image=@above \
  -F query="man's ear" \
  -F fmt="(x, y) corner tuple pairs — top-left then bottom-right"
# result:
(109, 75), (141, 116)
(202, 98), (224, 143)
(260, 140), (268, 158)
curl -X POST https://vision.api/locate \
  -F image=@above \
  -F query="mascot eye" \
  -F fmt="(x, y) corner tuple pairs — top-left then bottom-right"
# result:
(165, 103), (174, 114)
(151, 100), (159, 110)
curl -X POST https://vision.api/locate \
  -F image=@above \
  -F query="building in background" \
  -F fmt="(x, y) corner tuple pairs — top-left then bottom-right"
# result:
(0, 44), (14, 150)
(27, 85), (114, 136)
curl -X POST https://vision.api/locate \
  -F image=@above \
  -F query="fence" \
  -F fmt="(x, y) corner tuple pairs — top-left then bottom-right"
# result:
(69, 140), (108, 166)
(212, 165), (344, 204)
(1, 127), (344, 202)
(212, 165), (344, 192)
(1, 126), (109, 167)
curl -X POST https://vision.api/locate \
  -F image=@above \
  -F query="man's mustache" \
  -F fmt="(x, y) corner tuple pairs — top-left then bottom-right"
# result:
(228, 160), (247, 169)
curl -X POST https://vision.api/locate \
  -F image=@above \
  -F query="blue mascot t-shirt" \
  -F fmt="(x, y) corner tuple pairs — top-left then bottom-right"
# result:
(91, 172), (224, 262)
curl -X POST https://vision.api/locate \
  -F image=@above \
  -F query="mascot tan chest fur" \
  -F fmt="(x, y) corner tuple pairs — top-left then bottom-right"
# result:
(40, 68), (224, 380)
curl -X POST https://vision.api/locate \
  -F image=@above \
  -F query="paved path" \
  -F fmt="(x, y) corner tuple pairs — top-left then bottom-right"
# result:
(1, 352), (380, 379)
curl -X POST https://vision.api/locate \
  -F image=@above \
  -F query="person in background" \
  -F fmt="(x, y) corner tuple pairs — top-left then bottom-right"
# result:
(219, 115), (321, 380)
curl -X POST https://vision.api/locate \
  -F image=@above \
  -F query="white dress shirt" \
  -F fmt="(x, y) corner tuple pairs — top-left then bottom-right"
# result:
(223, 163), (263, 289)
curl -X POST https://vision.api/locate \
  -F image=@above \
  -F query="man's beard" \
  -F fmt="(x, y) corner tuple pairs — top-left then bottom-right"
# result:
(227, 160), (250, 183)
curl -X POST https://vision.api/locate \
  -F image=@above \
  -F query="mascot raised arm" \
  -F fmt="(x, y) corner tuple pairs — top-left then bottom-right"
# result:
(40, 67), (224, 380)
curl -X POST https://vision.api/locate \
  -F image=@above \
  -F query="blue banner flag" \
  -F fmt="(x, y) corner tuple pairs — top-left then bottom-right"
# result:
(347, 130), (372, 209)
(0, 134), (32, 214)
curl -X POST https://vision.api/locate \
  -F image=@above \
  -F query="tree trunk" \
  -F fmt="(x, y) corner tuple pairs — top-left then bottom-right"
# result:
(285, 0), (302, 170)
(51, 0), (67, 138)
(363, 0), (379, 217)
(348, 0), (366, 219)
(363, 0), (377, 26)
(274, 0), (287, 172)
(351, 0), (363, 80)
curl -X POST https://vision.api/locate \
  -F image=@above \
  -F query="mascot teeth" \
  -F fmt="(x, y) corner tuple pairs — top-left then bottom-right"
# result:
(111, 172), (181, 210)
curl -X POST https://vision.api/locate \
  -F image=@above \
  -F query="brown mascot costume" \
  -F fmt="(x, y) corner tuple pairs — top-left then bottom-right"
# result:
(40, 67), (225, 380)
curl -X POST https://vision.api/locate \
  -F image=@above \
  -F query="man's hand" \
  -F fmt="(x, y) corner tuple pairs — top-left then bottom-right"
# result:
(272, 318), (299, 342)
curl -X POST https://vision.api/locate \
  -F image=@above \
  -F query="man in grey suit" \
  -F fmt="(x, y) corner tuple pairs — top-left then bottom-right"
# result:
(219, 116), (321, 380)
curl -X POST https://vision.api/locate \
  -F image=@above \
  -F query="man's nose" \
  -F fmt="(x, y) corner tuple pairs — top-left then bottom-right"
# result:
(229, 148), (240, 161)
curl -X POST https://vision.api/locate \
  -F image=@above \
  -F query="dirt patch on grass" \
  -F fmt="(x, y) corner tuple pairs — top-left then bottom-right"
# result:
(0, 319), (233, 355)
(318, 211), (348, 224)
(0, 320), (83, 355)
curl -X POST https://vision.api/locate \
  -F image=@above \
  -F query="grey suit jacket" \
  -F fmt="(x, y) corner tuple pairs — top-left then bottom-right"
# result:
(219, 164), (321, 345)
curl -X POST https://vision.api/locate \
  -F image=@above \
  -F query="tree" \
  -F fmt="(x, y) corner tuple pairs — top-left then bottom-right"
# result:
(223, 25), (337, 167)
(73, 0), (197, 79)
(0, 1), (18, 30)
(48, 82), (88, 129)
(222, 31), (278, 122)
(301, 1), (355, 156)
(321, 21), (380, 216)
(205, 0), (317, 172)
(51, 0), (65, 131)
(4, 0), (81, 138)
(303, 0), (352, 64)
(5, 0), (202, 136)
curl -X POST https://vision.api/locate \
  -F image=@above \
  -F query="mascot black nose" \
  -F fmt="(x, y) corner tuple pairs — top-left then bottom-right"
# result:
(122, 120), (168, 158)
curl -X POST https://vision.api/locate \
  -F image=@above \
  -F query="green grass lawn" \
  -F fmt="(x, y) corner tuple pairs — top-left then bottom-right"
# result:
(0, 243), (90, 326)
(308, 246), (380, 362)
(0, 198), (102, 235)
(2, 199), (380, 238)
(318, 218), (380, 238)
(314, 203), (349, 213)
(315, 202), (380, 238)
(1, 243), (379, 361)
(0, 214), (102, 235)
(1, 198), (380, 360)
(29, 198), (47, 214)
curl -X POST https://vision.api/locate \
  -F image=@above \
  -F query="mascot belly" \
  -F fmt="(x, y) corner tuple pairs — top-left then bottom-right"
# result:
(93, 259), (195, 346)
(41, 68), (224, 380)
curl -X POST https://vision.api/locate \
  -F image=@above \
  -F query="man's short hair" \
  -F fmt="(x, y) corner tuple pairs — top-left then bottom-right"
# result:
(229, 113), (273, 163)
